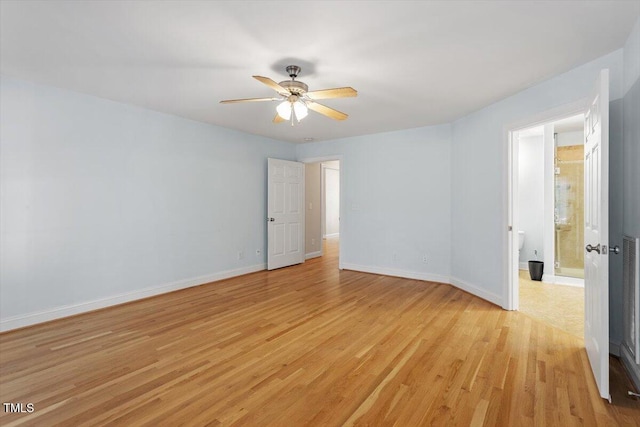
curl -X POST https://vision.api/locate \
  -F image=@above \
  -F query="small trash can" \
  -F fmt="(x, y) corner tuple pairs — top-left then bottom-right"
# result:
(528, 261), (544, 281)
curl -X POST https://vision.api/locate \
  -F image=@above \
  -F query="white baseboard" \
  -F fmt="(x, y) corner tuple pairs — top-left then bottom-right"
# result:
(340, 263), (502, 308)
(620, 344), (640, 391)
(610, 340), (621, 357)
(340, 263), (449, 285)
(541, 273), (584, 287)
(449, 276), (503, 307)
(519, 262), (528, 270)
(305, 251), (322, 260)
(0, 263), (266, 332)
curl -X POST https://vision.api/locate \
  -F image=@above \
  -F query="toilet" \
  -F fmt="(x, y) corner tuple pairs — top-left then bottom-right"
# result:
(518, 231), (525, 253)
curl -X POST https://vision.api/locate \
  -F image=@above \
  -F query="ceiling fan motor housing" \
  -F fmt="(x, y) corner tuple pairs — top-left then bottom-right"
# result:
(278, 80), (308, 95)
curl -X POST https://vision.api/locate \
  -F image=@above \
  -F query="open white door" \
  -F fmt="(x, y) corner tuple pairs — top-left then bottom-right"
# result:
(584, 69), (610, 401)
(267, 158), (305, 270)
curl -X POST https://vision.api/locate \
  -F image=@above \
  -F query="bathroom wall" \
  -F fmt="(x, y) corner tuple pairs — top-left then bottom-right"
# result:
(557, 130), (583, 147)
(518, 133), (545, 267)
(554, 143), (584, 274)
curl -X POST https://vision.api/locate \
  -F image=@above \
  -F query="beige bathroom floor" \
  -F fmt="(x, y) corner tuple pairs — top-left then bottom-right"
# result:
(519, 270), (584, 339)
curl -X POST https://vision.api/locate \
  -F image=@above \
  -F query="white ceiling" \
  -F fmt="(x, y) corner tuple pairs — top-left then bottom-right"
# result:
(1, 1), (638, 143)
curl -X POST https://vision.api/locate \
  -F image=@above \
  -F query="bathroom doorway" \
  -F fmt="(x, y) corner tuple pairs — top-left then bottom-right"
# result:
(510, 112), (585, 338)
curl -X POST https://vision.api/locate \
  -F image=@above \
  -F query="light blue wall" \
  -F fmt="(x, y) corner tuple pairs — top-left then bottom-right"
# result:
(610, 98), (624, 347)
(2, 18), (638, 333)
(623, 16), (640, 239)
(623, 78), (640, 238)
(0, 76), (296, 326)
(297, 125), (452, 282)
(620, 17), (640, 386)
(450, 50), (625, 301)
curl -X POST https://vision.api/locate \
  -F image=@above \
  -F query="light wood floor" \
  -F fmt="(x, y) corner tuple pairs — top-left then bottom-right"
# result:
(519, 271), (584, 338)
(1, 238), (639, 426)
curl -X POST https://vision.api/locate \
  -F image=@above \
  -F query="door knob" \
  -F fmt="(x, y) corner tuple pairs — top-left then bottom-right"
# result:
(609, 244), (620, 255)
(586, 243), (601, 254)
(267, 217), (275, 222)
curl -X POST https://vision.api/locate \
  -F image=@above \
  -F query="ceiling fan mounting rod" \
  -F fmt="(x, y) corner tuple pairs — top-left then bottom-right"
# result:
(286, 65), (301, 80)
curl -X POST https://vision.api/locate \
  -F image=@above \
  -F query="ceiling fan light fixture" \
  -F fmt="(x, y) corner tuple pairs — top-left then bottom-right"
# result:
(293, 101), (308, 121)
(276, 101), (292, 120)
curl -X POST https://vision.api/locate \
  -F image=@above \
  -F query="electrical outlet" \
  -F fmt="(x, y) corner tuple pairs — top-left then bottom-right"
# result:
(311, 238), (315, 246)
(237, 251), (244, 260)
(422, 254), (428, 263)
(256, 249), (261, 256)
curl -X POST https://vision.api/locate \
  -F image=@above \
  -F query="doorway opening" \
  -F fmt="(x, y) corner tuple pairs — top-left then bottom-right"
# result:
(506, 70), (611, 401)
(507, 106), (586, 338)
(301, 156), (342, 268)
(322, 161), (340, 240)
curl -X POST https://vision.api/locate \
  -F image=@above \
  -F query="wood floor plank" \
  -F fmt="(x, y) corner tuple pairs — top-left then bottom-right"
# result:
(1, 238), (639, 426)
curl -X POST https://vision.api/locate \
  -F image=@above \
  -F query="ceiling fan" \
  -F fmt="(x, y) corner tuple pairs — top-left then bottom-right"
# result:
(220, 65), (357, 125)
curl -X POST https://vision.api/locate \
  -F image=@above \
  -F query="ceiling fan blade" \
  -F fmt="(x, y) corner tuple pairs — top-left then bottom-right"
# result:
(273, 113), (286, 124)
(253, 76), (289, 94)
(307, 102), (348, 120)
(220, 97), (280, 104)
(305, 87), (357, 100)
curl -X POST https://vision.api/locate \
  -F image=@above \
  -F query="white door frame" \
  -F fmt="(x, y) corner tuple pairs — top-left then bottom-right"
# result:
(503, 99), (588, 310)
(298, 155), (344, 270)
(321, 163), (326, 240)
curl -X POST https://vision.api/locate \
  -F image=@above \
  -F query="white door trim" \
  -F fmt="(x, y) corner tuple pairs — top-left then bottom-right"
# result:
(503, 98), (588, 310)
(298, 155), (344, 270)
(321, 163), (326, 240)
